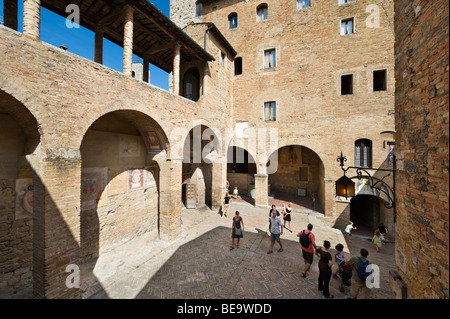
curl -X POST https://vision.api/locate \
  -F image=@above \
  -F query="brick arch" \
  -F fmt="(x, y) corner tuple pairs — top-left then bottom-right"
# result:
(0, 78), (42, 155)
(78, 100), (170, 155)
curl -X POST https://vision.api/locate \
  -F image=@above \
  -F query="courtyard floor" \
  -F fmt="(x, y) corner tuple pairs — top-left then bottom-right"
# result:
(80, 202), (396, 300)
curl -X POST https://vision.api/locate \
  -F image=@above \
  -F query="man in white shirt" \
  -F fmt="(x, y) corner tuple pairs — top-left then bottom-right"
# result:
(267, 210), (284, 254)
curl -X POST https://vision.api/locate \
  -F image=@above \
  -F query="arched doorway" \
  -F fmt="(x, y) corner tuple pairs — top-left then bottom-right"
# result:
(181, 125), (219, 210)
(182, 67), (200, 102)
(226, 146), (257, 204)
(79, 110), (167, 262)
(0, 89), (40, 298)
(350, 195), (383, 235)
(267, 145), (325, 213)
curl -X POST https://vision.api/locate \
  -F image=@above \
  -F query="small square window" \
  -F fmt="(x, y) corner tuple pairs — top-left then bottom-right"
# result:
(298, 0), (311, 10)
(264, 49), (276, 69)
(229, 13), (238, 29)
(341, 74), (353, 95)
(341, 18), (354, 35)
(264, 102), (276, 121)
(373, 69), (387, 91)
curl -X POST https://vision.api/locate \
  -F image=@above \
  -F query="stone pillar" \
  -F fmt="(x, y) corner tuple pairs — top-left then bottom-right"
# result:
(159, 159), (182, 241)
(173, 43), (181, 96)
(3, 0), (18, 30)
(211, 158), (227, 211)
(143, 57), (150, 83)
(123, 5), (134, 78)
(94, 27), (103, 64)
(29, 151), (81, 299)
(254, 173), (269, 207)
(22, 0), (41, 40)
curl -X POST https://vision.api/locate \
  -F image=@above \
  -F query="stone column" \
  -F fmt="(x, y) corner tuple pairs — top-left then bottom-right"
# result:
(94, 26), (104, 64)
(211, 157), (227, 211)
(143, 57), (150, 83)
(123, 5), (134, 78)
(3, 0), (18, 30)
(22, 0), (41, 40)
(173, 43), (181, 96)
(254, 173), (269, 207)
(159, 159), (182, 241)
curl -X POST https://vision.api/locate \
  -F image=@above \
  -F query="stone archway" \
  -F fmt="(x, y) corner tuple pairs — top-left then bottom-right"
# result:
(181, 125), (220, 210)
(79, 110), (168, 262)
(226, 146), (257, 205)
(0, 89), (40, 298)
(266, 145), (325, 213)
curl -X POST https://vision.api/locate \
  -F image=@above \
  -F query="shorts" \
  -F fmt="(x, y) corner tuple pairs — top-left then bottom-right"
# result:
(302, 250), (314, 264)
(345, 232), (352, 237)
(270, 232), (281, 243)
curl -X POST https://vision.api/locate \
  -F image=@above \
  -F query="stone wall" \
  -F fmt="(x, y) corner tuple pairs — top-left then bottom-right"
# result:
(393, 0), (449, 299)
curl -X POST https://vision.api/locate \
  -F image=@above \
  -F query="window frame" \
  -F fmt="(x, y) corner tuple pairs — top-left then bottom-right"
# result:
(196, 1), (203, 17)
(354, 139), (372, 168)
(229, 13), (238, 29)
(373, 69), (387, 92)
(340, 18), (355, 35)
(234, 57), (243, 75)
(264, 49), (277, 69)
(264, 101), (277, 121)
(257, 4), (269, 21)
(341, 74), (354, 95)
(298, 0), (311, 10)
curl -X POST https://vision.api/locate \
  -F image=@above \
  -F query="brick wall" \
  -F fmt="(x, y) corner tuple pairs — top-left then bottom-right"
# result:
(393, 0), (449, 299)
(0, 23), (231, 297)
(172, 0), (396, 223)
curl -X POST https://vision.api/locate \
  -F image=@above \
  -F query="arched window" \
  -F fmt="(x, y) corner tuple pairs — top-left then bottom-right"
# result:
(355, 139), (372, 168)
(229, 13), (238, 29)
(257, 4), (268, 21)
(196, 1), (203, 17)
(182, 67), (200, 102)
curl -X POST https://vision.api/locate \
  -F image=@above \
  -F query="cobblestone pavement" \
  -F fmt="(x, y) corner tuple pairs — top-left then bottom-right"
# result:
(82, 203), (396, 299)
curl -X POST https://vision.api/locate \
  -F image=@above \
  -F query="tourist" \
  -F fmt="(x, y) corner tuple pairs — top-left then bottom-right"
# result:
(347, 248), (371, 299)
(334, 243), (345, 276)
(267, 210), (284, 254)
(378, 223), (389, 242)
(316, 240), (334, 298)
(222, 192), (231, 218)
(298, 224), (318, 278)
(283, 203), (292, 232)
(373, 229), (382, 252)
(344, 221), (357, 242)
(230, 211), (244, 250)
(268, 204), (280, 232)
(232, 186), (239, 198)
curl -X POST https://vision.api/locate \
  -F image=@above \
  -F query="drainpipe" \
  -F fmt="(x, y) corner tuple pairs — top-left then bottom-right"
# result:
(204, 23), (214, 51)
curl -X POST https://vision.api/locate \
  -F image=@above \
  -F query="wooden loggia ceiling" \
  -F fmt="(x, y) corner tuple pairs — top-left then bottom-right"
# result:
(41, 0), (214, 72)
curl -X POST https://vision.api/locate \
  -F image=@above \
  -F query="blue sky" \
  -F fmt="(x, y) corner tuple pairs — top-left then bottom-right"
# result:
(0, 0), (171, 90)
